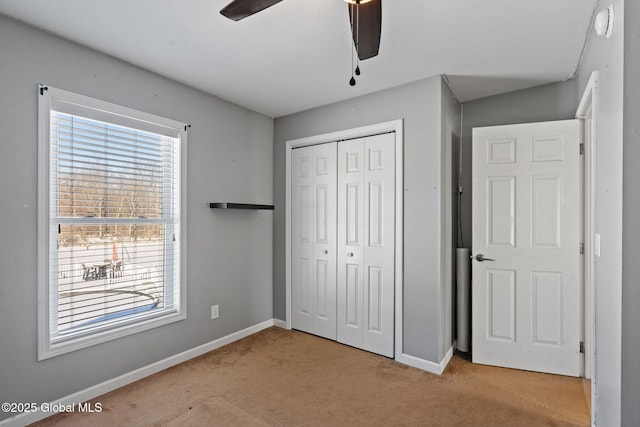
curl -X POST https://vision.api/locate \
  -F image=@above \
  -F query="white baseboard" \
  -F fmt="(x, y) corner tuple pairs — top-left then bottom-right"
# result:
(0, 319), (276, 427)
(441, 341), (456, 372)
(272, 318), (287, 329)
(396, 342), (456, 375)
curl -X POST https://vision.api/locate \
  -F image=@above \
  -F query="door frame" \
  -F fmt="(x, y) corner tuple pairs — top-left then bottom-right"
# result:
(576, 71), (598, 413)
(285, 119), (404, 357)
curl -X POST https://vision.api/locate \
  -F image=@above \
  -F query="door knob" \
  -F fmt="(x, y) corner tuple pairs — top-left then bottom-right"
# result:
(347, 252), (354, 257)
(322, 250), (328, 254)
(475, 254), (495, 262)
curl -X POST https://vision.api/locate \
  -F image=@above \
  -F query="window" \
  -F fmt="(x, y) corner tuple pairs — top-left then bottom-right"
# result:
(38, 85), (187, 360)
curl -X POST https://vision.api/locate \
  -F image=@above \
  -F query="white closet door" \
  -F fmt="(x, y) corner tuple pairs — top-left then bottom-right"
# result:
(291, 143), (337, 340)
(337, 133), (395, 357)
(362, 133), (396, 357)
(336, 138), (365, 348)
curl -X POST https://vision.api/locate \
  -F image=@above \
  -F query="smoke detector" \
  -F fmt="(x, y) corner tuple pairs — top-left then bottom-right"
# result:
(594, 5), (614, 38)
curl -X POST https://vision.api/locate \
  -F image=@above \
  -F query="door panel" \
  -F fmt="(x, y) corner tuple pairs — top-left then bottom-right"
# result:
(367, 266), (383, 332)
(292, 148), (313, 333)
(338, 133), (395, 357)
(472, 120), (581, 377)
(487, 176), (516, 247)
(291, 143), (337, 340)
(316, 185), (329, 243)
(346, 183), (361, 246)
(362, 134), (395, 357)
(316, 260), (329, 319)
(531, 175), (562, 248)
(345, 263), (361, 327)
(486, 268), (516, 342)
(531, 271), (563, 346)
(338, 139), (365, 347)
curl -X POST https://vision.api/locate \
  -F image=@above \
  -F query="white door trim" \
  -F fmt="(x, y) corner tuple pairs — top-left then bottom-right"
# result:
(285, 119), (404, 358)
(576, 71), (598, 418)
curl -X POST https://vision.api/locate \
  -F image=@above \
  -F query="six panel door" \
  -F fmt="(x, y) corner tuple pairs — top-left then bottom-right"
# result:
(471, 120), (581, 376)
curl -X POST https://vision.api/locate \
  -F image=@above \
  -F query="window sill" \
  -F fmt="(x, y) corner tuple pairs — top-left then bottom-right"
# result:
(38, 310), (186, 361)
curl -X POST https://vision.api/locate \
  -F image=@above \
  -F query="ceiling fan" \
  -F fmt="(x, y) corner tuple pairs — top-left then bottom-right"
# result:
(219, 0), (382, 84)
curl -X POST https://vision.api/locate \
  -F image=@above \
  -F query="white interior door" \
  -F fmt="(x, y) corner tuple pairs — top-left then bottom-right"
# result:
(291, 143), (337, 340)
(337, 133), (395, 357)
(472, 120), (582, 377)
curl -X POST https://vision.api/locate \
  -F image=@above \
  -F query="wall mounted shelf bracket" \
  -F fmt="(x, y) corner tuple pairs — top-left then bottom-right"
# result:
(209, 203), (274, 210)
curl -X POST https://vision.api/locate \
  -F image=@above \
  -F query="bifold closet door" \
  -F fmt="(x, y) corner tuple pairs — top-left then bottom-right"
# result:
(337, 133), (395, 358)
(291, 143), (337, 340)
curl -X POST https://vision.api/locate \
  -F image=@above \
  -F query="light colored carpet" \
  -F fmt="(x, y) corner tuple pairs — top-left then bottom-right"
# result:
(33, 327), (590, 426)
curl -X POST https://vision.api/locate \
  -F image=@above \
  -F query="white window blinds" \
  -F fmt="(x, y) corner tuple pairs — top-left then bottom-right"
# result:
(39, 86), (186, 359)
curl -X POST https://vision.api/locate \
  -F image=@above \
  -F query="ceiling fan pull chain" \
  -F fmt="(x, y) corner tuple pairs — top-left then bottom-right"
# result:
(355, 1), (361, 76)
(349, 2), (357, 86)
(356, 0), (360, 46)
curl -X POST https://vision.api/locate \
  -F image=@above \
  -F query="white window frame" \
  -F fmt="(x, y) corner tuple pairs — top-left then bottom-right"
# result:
(37, 85), (188, 360)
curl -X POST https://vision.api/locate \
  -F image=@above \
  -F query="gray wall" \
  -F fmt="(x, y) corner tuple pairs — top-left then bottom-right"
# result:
(459, 80), (579, 249)
(273, 76), (455, 363)
(622, 1), (640, 425)
(0, 15), (273, 420)
(576, 0), (624, 425)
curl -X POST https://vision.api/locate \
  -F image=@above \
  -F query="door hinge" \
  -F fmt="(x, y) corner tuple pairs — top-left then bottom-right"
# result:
(580, 243), (584, 254)
(579, 143), (584, 155)
(580, 342), (585, 353)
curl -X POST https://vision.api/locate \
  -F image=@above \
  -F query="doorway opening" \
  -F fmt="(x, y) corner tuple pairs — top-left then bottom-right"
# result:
(576, 70), (599, 420)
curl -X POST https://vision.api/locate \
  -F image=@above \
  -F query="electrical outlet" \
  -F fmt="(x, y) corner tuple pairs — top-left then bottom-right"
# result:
(211, 305), (219, 319)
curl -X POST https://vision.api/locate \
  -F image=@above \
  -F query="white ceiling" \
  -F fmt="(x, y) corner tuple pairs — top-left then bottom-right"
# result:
(0, 0), (597, 118)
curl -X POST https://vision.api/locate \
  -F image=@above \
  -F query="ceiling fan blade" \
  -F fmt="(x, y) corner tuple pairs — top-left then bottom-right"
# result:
(348, 0), (382, 60)
(220, 0), (284, 21)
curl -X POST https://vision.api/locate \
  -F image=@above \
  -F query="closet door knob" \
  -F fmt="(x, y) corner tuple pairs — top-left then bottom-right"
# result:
(322, 250), (328, 254)
(347, 252), (354, 257)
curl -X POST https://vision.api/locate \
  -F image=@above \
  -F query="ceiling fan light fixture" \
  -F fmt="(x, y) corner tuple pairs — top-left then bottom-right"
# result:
(344, 0), (373, 4)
